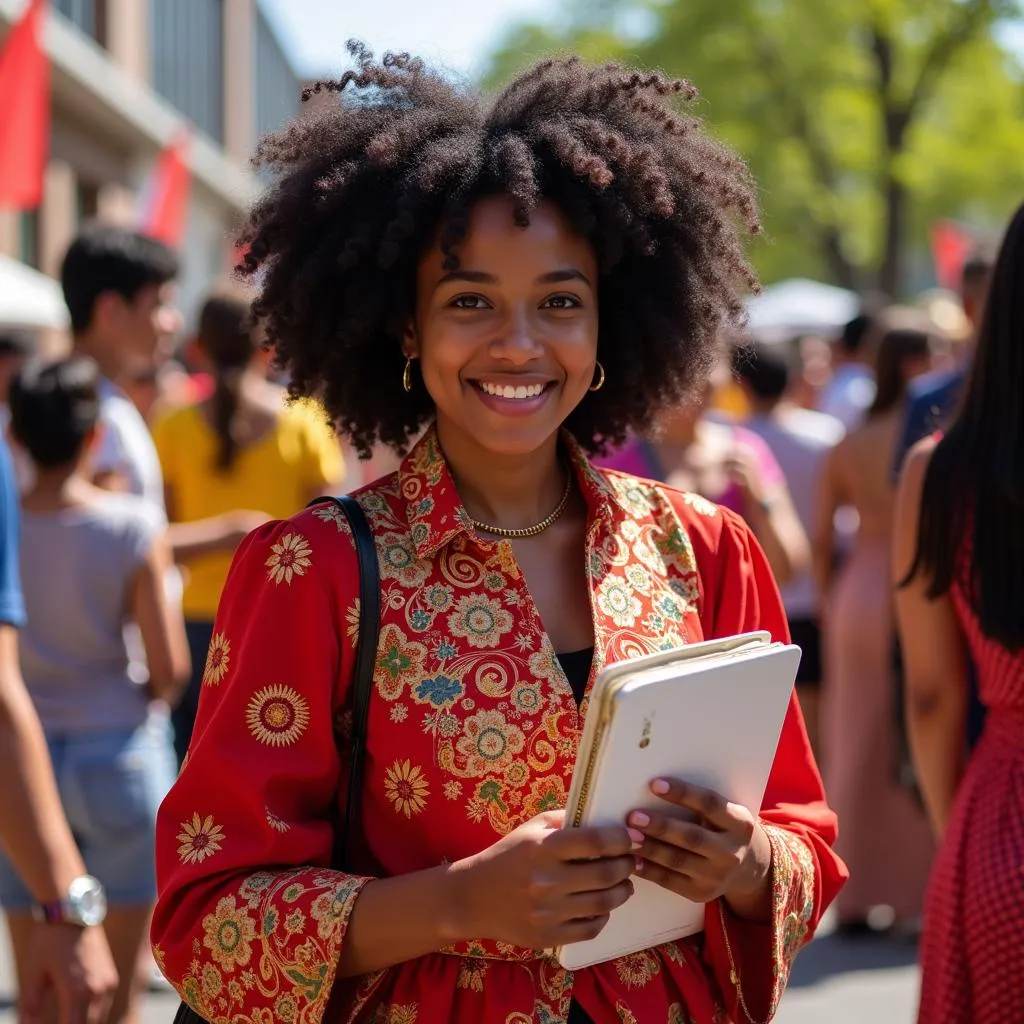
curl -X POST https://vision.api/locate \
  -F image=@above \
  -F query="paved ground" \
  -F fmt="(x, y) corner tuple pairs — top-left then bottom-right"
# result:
(0, 915), (920, 1023)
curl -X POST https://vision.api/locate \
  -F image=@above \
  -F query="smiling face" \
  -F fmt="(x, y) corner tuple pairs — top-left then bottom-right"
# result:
(406, 195), (600, 459)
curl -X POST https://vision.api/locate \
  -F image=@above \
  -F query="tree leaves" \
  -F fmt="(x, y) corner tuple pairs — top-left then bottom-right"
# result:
(483, 0), (1024, 295)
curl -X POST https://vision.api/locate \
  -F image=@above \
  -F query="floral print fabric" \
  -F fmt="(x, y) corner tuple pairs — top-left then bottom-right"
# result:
(152, 426), (846, 1024)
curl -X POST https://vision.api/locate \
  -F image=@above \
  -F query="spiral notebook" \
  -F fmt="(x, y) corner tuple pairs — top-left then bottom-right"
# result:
(557, 631), (801, 971)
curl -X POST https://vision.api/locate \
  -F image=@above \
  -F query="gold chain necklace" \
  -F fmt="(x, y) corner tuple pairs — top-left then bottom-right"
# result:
(470, 467), (573, 540)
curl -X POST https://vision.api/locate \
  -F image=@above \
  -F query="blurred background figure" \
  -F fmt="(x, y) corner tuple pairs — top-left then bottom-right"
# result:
(598, 352), (810, 588)
(818, 314), (878, 432)
(896, 248), (996, 468)
(733, 343), (844, 755)
(814, 315), (939, 937)
(151, 285), (345, 764)
(0, 331), (37, 493)
(2, 356), (188, 1024)
(61, 225), (182, 509)
(894, 200), (1024, 1024)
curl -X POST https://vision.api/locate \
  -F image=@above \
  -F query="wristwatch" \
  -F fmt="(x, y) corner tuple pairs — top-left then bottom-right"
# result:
(32, 875), (108, 927)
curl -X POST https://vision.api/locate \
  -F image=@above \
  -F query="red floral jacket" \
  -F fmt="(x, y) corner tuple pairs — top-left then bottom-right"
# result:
(152, 426), (846, 1024)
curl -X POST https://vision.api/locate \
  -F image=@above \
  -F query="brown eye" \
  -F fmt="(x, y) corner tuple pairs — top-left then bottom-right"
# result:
(451, 295), (490, 310)
(541, 294), (582, 310)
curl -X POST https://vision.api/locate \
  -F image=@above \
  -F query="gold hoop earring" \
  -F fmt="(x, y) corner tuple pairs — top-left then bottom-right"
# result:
(402, 357), (414, 394)
(589, 361), (605, 392)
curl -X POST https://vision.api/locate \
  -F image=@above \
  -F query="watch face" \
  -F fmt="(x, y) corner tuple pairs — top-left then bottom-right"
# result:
(68, 875), (107, 927)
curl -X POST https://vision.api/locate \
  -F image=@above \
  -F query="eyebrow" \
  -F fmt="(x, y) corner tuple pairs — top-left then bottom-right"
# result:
(435, 268), (592, 287)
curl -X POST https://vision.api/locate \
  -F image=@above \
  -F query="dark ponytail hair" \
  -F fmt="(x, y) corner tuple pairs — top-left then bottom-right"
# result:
(197, 286), (257, 472)
(867, 318), (935, 418)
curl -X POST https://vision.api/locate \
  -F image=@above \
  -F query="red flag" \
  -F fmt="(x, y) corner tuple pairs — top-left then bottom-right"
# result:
(930, 220), (974, 291)
(138, 129), (191, 248)
(0, 0), (50, 210)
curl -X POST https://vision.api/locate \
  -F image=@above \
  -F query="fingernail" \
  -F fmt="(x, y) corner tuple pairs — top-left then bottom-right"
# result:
(651, 779), (670, 795)
(635, 857), (645, 873)
(627, 827), (645, 848)
(629, 811), (650, 828)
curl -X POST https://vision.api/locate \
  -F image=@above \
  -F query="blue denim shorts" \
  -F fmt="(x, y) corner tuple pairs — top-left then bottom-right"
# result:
(0, 712), (177, 910)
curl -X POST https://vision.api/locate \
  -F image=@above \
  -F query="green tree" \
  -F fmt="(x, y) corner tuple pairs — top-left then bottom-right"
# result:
(484, 0), (1024, 295)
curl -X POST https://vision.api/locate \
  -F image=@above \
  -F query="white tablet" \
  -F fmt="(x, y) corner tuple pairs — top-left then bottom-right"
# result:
(556, 631), (801, 971)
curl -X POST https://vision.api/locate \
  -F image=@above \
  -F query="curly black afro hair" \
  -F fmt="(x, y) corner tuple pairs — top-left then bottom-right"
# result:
(239, 42), (761, 458)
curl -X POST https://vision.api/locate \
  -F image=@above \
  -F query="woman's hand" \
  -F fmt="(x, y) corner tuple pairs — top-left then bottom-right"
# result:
(453, 809), (638, 950)
(628, 779), (773, 917)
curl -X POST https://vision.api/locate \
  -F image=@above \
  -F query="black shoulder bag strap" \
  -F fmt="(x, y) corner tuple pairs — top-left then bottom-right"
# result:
(172, 495), (379, 1024)
(322, 494), (381, 872)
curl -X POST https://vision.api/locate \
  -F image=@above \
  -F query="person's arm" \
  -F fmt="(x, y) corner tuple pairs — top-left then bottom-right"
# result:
(682, 504), (847, 1024)
(131, 532), (191, 707)
(743, 483), (809, 587)
(164, 514), (270, 563)
(811, 443), (845, 618)
(155, 412), (270, 564)
(151, 514), (394, 1021)
(892, 438), (967, 837)
(0, 626), (86, 902)
(0, 626), (118, 1024)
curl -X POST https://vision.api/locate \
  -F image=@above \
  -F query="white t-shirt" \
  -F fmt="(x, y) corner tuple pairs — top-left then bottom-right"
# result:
(94, 377), (166, 521)
(745, 407), (845, 618)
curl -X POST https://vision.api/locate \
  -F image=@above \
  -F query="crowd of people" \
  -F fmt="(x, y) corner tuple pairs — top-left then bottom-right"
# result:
(0, 44), (1019, 1024)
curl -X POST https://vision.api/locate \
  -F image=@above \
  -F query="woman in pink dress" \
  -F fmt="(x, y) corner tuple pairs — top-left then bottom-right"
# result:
(894, 202), (1024, 1023)
(814, 317), (937, 935)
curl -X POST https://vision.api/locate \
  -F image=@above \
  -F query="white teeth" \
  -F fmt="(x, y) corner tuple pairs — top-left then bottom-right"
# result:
(479, 382), (545, 399)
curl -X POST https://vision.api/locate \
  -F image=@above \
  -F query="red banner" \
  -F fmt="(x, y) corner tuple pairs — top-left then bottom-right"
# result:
(138, 129), (191, 249)
(0, 0), (50, 210)
(930, 219), (975, 291)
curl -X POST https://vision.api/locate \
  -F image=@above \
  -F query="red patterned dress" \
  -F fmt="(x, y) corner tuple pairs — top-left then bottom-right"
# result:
(151, 427), (847, 1024)
(917, 545), (1024, 1022)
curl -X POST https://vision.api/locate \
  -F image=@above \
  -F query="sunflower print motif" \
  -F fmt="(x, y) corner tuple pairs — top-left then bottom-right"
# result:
(265, 532), (312, 585)
(384, 759), (430, 817)
(202, 632), (230, 686)
(177, 813), (225, 865)
(246, 685), (310, 747)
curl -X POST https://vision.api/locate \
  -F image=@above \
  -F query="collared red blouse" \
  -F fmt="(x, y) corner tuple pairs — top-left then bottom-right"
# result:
(152, 426), (846, 1024)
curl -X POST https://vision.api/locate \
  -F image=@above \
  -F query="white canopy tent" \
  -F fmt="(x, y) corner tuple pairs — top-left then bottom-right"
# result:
(744, 278), (859, 344)
(0, 254), (69, 331)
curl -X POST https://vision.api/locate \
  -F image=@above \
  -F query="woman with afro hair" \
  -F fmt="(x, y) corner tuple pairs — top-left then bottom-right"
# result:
(152, 43), (845, 1024)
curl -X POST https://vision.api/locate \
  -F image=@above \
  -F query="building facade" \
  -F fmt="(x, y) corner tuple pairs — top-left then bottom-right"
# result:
(0, 0), (301, 331)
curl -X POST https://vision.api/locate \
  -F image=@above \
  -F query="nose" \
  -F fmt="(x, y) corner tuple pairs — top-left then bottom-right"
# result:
(491, 308), (542, 365)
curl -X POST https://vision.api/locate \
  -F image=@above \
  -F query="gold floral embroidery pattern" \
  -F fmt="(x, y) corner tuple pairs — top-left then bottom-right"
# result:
(246, 685), (310, 747)
(175, 870), (371, 1024)
(447, 593), (514, 649)
(265, 532), (312, 585)
(384, 759), (430, 817)
(177, 813), (225, 865)
(203, 896), (257, 972)
(616, 950), (660, 989)
(202, 632), (230, 686)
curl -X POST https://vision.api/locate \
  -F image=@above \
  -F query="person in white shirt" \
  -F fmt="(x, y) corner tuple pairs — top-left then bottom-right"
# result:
(818, 313), (877, 432)
(734, 342), (845, 754)
(60, 225), (269, 560)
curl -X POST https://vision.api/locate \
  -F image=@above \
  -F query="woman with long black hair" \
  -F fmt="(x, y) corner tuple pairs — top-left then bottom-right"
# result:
(894, 202), (1024, 1023)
